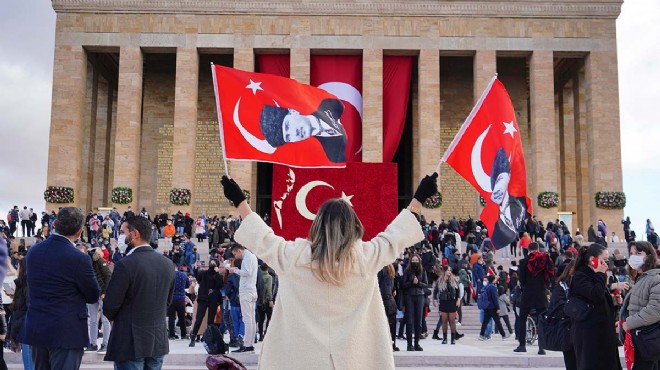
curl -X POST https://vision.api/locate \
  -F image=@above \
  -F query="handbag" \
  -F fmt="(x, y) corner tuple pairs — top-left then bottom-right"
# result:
(563, 296), (593, 322)
(630, 322), (660, 361)
(539, 284), (572, 352)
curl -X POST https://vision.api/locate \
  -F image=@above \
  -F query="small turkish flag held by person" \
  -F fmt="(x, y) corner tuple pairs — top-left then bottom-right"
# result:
(442, 77), (532, 250)
(271, 163), (398, 241)
(212, 64), (347, 168)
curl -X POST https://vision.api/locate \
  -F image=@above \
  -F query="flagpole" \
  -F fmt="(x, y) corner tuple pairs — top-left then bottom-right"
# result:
(436, 73), (499, 173)
(211, 62), (231, 177)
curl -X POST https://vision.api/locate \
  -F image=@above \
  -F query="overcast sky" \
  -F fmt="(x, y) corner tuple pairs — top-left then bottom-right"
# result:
(0, 1), (658, 238)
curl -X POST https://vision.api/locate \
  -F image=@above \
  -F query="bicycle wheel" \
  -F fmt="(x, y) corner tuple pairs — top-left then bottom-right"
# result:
(526, 316), (537, 345)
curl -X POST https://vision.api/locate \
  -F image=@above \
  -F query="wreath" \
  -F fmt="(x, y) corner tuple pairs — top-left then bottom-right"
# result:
(595, 192), (626, 209)
(111, 187), (133, 204)
(44, 186), (74, 203)
(423, 192), (442, 209)
(170, 188), (192, 206)
(537, 191), (559, 208)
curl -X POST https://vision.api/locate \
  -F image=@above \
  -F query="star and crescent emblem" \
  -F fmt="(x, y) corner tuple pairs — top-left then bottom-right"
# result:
(470, 120), (517, 193)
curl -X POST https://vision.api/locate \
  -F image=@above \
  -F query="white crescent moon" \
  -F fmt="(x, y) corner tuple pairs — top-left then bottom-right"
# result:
(296, 181), (335, 221)
(233, 98), (277, 154)
(318, 82), (363, 155)
(471, 125), (493, 193)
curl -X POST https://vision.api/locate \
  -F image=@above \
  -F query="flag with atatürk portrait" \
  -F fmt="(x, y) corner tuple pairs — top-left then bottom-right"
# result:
(270, 163), (398, 240)
(441, 77), (532, 250)
(212, 64), (347, 168)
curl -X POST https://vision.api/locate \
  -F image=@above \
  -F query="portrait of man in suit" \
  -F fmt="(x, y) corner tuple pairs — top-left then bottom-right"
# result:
(259, 98), (347, 163)
(24, 207), (100, 370)
(489, 148), (527, 248)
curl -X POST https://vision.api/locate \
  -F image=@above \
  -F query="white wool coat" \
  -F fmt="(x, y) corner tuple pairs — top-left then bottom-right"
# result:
(234, 210), (424, 370)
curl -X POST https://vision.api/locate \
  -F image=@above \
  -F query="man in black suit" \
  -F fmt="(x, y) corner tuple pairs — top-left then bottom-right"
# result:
(24, 207), (100, 370)
(103, 216), (174, 370)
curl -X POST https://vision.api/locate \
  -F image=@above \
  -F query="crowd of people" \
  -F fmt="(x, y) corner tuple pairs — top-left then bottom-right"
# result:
(1, 193), (659, 370)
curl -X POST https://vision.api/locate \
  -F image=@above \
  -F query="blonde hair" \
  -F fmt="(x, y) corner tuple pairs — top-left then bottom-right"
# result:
(308, 198), (364, 286)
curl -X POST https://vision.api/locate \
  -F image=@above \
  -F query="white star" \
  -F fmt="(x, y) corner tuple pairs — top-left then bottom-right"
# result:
(341, 192), (354, 207)
(245, 79), (263, 95)
(503, 120), (517, 138)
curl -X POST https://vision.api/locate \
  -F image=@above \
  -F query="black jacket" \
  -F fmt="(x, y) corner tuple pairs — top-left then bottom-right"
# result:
(569, 265), (622, 370)
(194, 267), (223, 303)
(103, 247), (175, 362)
(518, 252), (552, 310)
(401, 268), (428, 296)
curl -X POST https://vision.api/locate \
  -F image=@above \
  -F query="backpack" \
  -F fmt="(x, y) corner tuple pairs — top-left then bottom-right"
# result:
(549, 233), (557, 246)
(202, 324), (227, 355)
(477, 286), (490, 310)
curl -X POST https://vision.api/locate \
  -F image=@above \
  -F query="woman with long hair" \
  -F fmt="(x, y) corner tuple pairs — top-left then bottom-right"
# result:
(621, 241), (659, 370)
(549, 256), (577, 370)
(221, 173), (437, 369)
(8, 258), (33, 370)
(432, 266), (462, 344)
(402, 253), (428, 351)
(378, 263), (399, 351)
(569, 243), (622, 370)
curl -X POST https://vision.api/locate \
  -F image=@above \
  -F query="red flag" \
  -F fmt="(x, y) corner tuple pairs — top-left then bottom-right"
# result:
(212, 64), (347, 168)
(271, 163), (397, 240)
(311, 56), (363, 162)
(442, 77), (532, 250)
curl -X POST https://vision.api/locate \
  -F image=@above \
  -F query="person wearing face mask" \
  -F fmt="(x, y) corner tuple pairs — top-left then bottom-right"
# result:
(23, 207), (100, 370)
(402, 254), (428, 351)
(188, 258), (224, 347)
(568, 244), (623, 370)
(621, 241), (660, 370)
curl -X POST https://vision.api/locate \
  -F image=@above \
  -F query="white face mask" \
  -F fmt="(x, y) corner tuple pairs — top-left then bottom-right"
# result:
(117, 234), (127, 253)
(628, 255), (645, 270)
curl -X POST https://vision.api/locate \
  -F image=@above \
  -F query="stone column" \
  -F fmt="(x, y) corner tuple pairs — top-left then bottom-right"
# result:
(560, 81), (578, 222)
(529, 50), (558, 224)
(112, 46), (144, 211)
(172, 47), (199, 215)
(585, 51), (624, 230)
(414, 49), (441, 221)
(362, 49), (383, 163)
(473, 50), (497, 216)
(232, 48), (256, 208)
(46, 44), (88, 210)
(290, 48), (310, 85)
(574, 68), (591, 233)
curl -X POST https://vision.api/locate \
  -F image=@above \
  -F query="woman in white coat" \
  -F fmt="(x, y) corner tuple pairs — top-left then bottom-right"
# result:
(220, 173), (438, 370)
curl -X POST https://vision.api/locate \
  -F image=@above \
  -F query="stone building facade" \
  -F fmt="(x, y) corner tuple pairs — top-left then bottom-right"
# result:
(46, 0), (625, 234)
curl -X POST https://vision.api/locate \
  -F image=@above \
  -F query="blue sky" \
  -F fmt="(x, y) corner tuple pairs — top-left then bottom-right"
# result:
(0, 0), (658, 239)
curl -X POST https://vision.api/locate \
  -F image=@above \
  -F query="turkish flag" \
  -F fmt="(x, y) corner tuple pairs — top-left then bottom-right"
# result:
(311, 56), (363, 162)
(442, 78), (532, 250)
(212, 64), (347, 168)
(271, 163), (397, 240)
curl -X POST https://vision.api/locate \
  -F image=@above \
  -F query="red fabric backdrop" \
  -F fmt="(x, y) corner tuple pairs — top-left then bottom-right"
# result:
(383, 56), (413, 162)
(256, 54), (290, 78)
(311, 55), (363, 163)
(271, 163), (398, 240)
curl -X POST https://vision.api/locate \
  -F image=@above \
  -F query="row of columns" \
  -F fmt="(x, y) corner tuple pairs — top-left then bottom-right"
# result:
(47, 46), (622, 231)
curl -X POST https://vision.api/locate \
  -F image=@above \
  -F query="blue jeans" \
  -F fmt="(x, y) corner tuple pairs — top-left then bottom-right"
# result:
(22, 344), (34, 370)
(176, 226), (184, 235)
(230, 305), (245, 338)
(479, 309), (493, 336)
(114, 356), (164, 370)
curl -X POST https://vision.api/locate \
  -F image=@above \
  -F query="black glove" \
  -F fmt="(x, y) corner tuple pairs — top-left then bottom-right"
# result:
(221, 176), (246, 207)
(413, 173), (439, 204)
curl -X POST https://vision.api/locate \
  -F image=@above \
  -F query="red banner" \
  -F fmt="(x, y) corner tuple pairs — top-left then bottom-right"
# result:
(256, 54), (290, 78)
(442, 78), (531, 249)
(271, 163), (398, 240)
(311, 55), (363, 163)
(383, 56), (413, 162)
(212, 65), (348, 168)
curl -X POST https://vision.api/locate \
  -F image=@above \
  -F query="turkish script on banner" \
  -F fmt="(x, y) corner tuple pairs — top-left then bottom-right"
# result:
(271, 163), (398, 241)
(212, 64), (347, 168)
(311, 55), (363, 163)
(442, 77), (532, 250)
